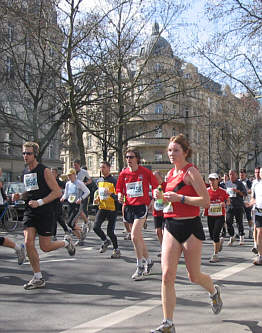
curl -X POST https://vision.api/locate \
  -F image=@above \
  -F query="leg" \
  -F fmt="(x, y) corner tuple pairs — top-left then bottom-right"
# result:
(39, 235), (65, 252)
(161, 228), (182, 320)
(183, 235), (216, 294)
(226, 208), (234, 237)
(257, 227), (262, 256)
(131, 217), (147, 260)
(106, 211), (118, 249)
(93, 210), (107, 241)
(24, 227), (40, 274)
(1, 236), (15, 249)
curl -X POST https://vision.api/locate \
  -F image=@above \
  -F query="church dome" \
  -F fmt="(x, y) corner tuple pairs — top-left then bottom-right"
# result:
(140, 22), (173, 58)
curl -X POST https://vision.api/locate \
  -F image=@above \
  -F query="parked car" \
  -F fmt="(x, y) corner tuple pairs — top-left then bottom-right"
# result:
(4, 182), (26, 221)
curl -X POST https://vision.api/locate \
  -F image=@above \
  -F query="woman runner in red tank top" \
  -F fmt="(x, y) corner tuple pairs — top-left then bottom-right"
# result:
(151, 134), (223, 333)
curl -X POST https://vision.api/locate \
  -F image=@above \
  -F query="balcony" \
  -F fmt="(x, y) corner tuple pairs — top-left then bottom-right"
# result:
(128, 137), (168, 147)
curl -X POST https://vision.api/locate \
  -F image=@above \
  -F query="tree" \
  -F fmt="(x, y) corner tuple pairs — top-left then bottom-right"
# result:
(0, 0), (68, 160)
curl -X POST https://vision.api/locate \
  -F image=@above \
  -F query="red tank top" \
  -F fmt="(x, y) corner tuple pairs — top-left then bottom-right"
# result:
(164, 163), (200, 218)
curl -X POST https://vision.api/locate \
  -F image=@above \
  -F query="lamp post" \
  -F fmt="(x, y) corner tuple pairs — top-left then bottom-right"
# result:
(208, 97), (211, 174)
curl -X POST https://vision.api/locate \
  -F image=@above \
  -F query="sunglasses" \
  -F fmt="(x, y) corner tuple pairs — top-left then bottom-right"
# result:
(125, 155), (135, 159)
(22, 152), (34, 156)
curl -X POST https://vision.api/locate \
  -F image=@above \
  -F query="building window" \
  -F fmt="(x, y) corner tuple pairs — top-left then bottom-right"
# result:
(87, 156), (93, 169)
(155, 126), (162, 138)
(47, 145), (54, 159)
(184, 106), (189, 118)
(6, 57), (14, 79)
(154, 78), (162, 91)
(154, 63), (162, 72)
(87, 135), (92, 149)
(7, 22), (14, 42)
(154, 104), (163, 114)
(172, 127), (176, 136)
(154, 152), (163, 161)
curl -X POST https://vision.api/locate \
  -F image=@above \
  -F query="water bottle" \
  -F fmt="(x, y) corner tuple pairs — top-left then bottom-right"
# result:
(157, 185), (163, 204)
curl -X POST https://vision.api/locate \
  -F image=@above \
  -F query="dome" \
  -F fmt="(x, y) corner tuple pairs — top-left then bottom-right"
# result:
(140, 22), (173, 58)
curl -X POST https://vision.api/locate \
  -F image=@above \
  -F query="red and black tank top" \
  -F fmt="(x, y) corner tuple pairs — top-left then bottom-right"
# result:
(164, 163), (200, 218)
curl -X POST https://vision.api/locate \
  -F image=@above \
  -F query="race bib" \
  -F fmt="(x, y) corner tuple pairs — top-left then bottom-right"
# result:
(24, 173), (39, 191)
(208, 203), (222, 216)
(126, 181), (143, 198)
(154, 200), (164, 211)
(227, 187), (236, 197)
(68, 195), (77, 203)
(163, 202), (173, 213)
(99, 187), (109, 200)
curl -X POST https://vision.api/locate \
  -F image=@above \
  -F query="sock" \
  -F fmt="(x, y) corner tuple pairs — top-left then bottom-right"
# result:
(137, 258), (143, 267)
(34, 272), (42, 280)
(163, 319), (173, 326)
(254, 242), (257, 248)
(14, 244), (20, 251)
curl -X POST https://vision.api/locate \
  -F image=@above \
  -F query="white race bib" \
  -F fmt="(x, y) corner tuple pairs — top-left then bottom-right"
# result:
(99, 187), (109, 200)
(126, 181), (143, 198)
(68, 195), (77, 203)
(24, 173), (39, 191)
(227, 187), (236, 197)
(154, 200), (164, 211)
(208, 203), (222, 216)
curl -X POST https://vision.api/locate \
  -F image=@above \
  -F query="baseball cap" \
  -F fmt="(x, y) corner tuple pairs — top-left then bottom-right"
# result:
(208, 173), (219, 179)
(66, 168), (76, 176)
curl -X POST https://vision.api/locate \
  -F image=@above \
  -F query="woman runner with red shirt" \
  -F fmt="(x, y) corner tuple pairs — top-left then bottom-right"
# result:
(151, 134), (223, 333)
(204, 173), (230, 263)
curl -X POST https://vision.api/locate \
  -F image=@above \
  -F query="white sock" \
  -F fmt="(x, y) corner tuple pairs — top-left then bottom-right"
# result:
(137, 258), (143, 267)
(34, 272), (42, 280)
(254, 242), (257, 248)
(163, 319), (173, 326)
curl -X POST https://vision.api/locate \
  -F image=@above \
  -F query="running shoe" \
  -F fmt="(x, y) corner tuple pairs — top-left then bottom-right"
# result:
(227, 236), (235, 247)
(64, 235), (76, 256)
(252, 247), (258, 255)
(124, 233), (131, 240)
(210, 285), (223, 314)
(75, 239), (84, 246)
(151, 321), (176, 333)
(99, 239), (111, 253)
(111, 248), (121, 259)
(253, 257), (262, 265)
(144, 260), (154, 275)
(24, 278), (46, 290)
(239, 236), (244, 245)
(219, 238), (224, 252)
(132, 266), (145, 281)
(209, 254), (219, 263)
(16, 244), (26, 265)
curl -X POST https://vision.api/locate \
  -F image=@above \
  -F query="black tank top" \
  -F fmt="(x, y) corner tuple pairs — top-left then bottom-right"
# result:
(23, 163), (52, 213)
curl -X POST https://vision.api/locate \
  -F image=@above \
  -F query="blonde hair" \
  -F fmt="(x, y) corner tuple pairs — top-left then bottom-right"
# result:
(23, 141), (39, 157)
(169, 133), (192, 159)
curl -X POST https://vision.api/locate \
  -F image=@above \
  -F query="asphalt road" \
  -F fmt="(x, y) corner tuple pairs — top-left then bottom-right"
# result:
(1, 215), (262, 333)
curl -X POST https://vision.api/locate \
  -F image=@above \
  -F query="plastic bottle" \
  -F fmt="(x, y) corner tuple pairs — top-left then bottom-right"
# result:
(157, 185), (163, 204)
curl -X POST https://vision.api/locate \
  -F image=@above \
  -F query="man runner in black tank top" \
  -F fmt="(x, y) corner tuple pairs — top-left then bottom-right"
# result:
(13, 142), (76, 290)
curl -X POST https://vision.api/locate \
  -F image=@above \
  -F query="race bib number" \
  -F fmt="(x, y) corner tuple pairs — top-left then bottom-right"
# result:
(208, 203), (222, 216)
(126, 181), (143, 198)
(99, 187), (109, 200)
(163, 202), (173, 213)
(68, 195), (77, 203)
(24, 173), (39, 191)
(227, 187), (236, 197)
(154, 200), (164, 211)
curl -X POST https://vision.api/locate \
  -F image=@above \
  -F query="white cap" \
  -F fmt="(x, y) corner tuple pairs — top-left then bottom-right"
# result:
(208, 173), (219, 179)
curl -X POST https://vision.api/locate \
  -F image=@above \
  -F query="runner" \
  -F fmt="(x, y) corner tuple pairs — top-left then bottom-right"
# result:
(0, 236), (25, 265)
(152, 171), (166, 257)
(204, 173), (229, 263)
(93, 161), (120, 258)
(151, 134), (222, 333)
(50, 167), (71, 239)
(61, 168), (90, 246)
(225, 170), (247, 246)
(239, 169), (253, 239)
(12, 142), (76, 290)
(247, 167), (262, 265)
(116, 148), (158, 281)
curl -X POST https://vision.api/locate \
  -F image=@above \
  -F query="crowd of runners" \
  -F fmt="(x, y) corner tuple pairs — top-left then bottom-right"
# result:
(1, 134), (262, 333)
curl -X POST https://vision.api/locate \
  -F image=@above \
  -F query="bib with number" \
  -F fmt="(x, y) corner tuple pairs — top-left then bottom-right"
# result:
(24, 173), (39, 191)
(154, 200), (164, 211)
(226, 187), (236, 197)
(68, 195), (77, 203)
(208, 203), (222, 216)
(99, 187), (109, 200)
(126, 181), (143, 198)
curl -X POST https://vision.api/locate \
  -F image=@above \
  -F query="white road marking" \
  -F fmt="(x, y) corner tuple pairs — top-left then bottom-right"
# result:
(61, 299), (160, 333)
(60, 261), (254, 333)
(24, 258), (77, 265)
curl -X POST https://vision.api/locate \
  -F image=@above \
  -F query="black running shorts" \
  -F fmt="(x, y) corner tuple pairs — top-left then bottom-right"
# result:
(255, 215), (262, 228)
(164, 216), (205, 243)
(23, 210), (55, 237)
(124, 205), (148, 224)
(154, 215), (164, 229)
